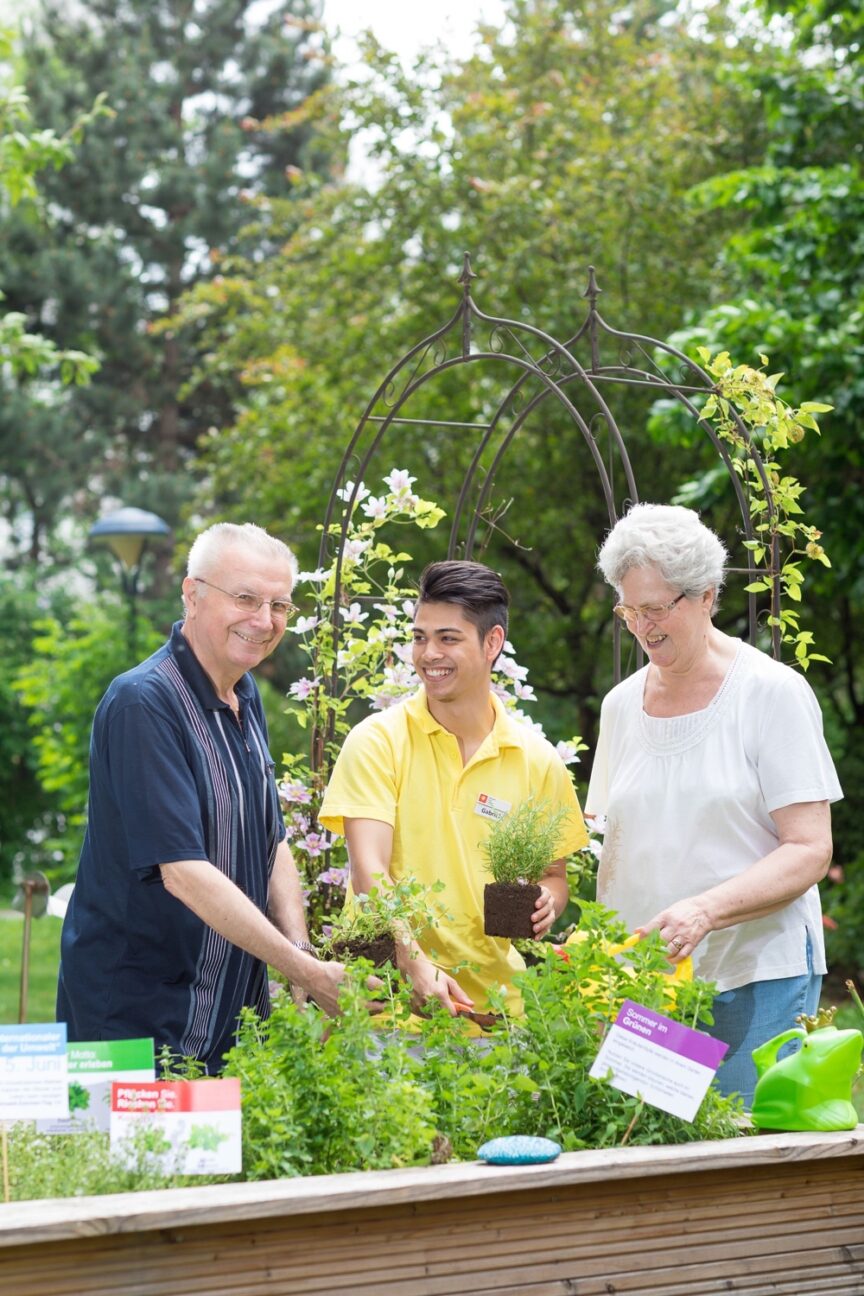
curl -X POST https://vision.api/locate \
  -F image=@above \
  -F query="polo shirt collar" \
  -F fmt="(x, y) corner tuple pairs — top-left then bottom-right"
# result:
(405, 687), (524, 751)
(169, 620), (255, 712)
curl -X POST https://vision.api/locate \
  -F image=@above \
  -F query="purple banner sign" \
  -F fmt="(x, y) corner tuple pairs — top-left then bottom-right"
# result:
(616, 1000), (728, 1069)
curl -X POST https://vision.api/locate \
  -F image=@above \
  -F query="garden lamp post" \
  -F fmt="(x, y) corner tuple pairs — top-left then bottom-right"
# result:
(12, 870), (50, 1024)
(89, 507), (171, 660)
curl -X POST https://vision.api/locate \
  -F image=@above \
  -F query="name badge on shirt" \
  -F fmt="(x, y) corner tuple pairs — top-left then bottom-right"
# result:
(474, 793), (512, 822)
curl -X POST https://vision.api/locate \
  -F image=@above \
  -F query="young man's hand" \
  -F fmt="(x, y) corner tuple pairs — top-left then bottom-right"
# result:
(531, 884), (558, 937)
(403, 953), (473, 1017)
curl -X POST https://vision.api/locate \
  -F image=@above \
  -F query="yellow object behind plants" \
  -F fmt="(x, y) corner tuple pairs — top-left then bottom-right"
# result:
(562, 929), (693, 1012)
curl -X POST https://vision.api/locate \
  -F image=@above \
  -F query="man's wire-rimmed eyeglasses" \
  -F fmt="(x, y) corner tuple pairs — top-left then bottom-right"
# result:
(194, 577), (298, 620)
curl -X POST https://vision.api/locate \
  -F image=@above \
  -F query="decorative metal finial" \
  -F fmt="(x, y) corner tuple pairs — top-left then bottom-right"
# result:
(459, 252), (477, 290)
(583, 265), (602, 309)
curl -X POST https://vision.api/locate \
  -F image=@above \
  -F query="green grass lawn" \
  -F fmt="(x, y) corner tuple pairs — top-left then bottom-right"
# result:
(0, 913), (63, 1024)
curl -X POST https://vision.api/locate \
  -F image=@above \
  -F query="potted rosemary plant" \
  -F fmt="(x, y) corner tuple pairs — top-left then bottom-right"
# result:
(482, 799), (570, 939)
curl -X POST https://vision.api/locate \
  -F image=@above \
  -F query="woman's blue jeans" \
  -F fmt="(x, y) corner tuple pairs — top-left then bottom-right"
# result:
(706, 941), (821, 1108)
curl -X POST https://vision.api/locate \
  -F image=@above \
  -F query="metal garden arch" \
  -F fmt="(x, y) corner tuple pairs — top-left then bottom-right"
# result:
(314, 252), (781, 760)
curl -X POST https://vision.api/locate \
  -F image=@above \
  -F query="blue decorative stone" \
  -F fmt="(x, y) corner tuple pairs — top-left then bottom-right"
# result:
(477, 1135), (562, 1165)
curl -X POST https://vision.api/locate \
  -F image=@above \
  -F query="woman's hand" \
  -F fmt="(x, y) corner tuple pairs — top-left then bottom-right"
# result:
(636, 897), (712, 963)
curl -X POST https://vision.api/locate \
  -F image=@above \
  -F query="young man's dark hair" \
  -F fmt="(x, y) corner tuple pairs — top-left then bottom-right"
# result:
(417, 559), (510, 642)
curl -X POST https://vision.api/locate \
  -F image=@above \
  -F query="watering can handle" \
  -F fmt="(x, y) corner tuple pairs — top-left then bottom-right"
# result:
(752, 1028), (805, 1080)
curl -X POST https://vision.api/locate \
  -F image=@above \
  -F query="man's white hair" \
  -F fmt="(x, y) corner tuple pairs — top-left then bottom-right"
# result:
(597, 503), (728, 602)
(186, 523), (298, 583)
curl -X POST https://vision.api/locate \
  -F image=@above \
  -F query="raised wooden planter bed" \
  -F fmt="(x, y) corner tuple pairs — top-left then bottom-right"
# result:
(2, 1129), (864, 1295)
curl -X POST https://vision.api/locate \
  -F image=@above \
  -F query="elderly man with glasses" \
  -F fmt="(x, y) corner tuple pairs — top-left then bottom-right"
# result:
(57, 522), (346, 1072)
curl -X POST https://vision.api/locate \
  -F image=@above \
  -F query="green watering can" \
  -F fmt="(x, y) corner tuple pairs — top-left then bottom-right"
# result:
(751, 1007), (863, 1132)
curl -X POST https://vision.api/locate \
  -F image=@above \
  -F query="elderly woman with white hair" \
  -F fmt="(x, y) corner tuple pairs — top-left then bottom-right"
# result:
(586, 503), (842, 1104)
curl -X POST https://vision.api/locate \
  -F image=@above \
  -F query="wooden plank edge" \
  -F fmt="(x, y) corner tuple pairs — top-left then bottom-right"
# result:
(1, 1126), (862, 1249)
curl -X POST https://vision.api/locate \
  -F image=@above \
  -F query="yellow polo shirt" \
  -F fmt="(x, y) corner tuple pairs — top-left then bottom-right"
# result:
(319, 689), (588, 1013)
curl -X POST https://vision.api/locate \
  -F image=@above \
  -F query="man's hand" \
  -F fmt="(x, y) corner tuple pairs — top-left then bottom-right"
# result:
(531, 884), (558, 938)
(303, 958), (347, 1016)
(405, 954), (473, 1017)
(303, 958), (387, 1017)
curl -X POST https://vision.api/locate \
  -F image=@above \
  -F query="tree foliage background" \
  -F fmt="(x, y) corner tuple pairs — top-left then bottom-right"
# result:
(1, 0), (862, 971)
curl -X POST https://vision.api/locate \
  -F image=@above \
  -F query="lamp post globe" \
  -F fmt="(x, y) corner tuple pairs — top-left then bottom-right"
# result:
(89, 507), (171, 659)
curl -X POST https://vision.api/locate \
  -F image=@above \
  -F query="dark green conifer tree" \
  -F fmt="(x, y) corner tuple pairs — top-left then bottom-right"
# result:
(0, 0), (335, 565)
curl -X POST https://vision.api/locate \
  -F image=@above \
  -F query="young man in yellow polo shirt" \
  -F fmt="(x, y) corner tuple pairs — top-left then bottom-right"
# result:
(319, 559), (588, 1019)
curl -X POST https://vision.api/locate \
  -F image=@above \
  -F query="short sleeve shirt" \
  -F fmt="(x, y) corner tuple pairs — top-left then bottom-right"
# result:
(319, 689), (588, 1012)
(57, 622), (285, 1071)
(586, 641), (842, 992)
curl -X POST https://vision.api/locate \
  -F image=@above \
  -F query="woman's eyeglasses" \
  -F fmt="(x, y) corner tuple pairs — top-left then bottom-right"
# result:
(613, 592), (686, 624)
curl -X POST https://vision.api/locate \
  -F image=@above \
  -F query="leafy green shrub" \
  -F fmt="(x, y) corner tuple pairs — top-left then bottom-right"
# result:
(220, 974), (437, 1180)
(12, 599), (162, 880)
(5, 1123), (219, 1202)
(822, 852), (864, 975)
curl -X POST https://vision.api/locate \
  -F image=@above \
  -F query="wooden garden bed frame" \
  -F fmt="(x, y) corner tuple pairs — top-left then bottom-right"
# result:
(2, 1128), (863, 1294)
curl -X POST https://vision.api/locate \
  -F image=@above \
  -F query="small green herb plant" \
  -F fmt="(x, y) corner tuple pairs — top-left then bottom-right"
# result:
(481, 799), (571, 885)
(318, 873), (450, 959)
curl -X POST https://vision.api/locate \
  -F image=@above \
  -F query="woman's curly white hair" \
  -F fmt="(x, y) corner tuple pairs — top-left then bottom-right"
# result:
(597, 503), (728, 604)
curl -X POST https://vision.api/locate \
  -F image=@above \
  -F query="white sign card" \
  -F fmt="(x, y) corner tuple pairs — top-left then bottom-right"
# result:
(37, 1038), (155, 1134)
(0, 1023), (69, 1121)
(110, 1078), (242, 1175)
(590, 998), (729, 1121)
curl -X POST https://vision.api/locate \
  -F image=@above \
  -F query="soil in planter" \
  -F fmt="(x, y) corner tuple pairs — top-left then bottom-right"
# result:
(331, 933), (398, 968)
(484, 881), (541, 940)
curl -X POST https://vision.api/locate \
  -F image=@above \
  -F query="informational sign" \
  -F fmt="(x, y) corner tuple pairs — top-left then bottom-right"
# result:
(110, 1078), (242, 1175)
(590, 999), (728, 1121)
(37, 1038), (155, 1134)
(0, 1023), (69, 1121)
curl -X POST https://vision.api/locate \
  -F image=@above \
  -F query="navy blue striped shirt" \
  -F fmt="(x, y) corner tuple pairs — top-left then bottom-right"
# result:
(57, 622), (285, 1072)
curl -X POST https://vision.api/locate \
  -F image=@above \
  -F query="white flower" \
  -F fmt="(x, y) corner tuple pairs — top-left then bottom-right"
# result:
(393, 640), (415, 665)
(362, 495), (389, 520)
(373, 603), (399, 621)
(336, 479), (370, 504)
(289, 676), (320, 701)
(383, 468), (416, 496)
(556, 740), (581, 766)
(341, 601), (369, 625)
(497, 656), (529, 682)
(343, 538), (371, 562)
(290, 614), (320, 635)
(511, 709), (546, 737)
(297, 568), (327, 585)
(514, 681), (537, 701)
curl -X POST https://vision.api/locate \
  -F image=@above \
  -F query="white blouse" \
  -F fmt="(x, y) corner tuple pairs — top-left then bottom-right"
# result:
(586, 641), (843, 993)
